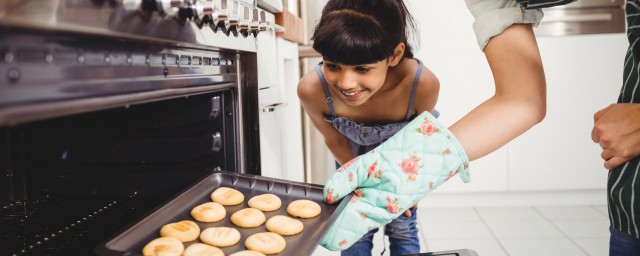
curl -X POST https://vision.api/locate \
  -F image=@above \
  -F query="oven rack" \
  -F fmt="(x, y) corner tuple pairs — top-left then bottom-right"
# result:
(0, 194), (158, 256)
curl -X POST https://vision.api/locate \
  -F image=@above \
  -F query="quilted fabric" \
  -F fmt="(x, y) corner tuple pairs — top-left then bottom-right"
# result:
(320, 111), (471, 251)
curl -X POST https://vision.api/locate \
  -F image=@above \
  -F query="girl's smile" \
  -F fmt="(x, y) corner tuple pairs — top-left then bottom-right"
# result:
(340, 89), (366, 100)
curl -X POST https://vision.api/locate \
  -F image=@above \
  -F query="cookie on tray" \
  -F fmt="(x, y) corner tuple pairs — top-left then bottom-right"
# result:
(247, 193), (282, 212)
(183, 243), (224, 256)
(229, 250), (266, 256)
(287, 199), (321, 218)
(160, 220), (200, 242)
(230, 208), (266, 228)
(245, 232), (286, 254)
(265, 215), (304, 236)
(142, 237), (184, 256)
(200, 227), (242, 247)
(191, 202), (226, 222)
(211, 187), (245, 206)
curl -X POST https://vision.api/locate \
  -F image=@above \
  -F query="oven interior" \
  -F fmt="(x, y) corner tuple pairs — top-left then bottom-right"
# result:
(1, 90), (239, 255)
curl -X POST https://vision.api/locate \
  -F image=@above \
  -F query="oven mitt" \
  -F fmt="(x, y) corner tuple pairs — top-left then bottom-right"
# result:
(320, 111), (470, 251)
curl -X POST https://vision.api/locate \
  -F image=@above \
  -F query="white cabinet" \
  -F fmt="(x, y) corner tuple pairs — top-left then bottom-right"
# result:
(256, 12), (304, 182)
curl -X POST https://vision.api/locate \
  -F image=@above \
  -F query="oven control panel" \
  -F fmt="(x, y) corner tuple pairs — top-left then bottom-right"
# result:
(0, 0), (283, 53)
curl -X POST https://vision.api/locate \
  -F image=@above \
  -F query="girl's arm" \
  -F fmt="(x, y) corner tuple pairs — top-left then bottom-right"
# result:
(297, 72), (356, 165)
(449, 24), (546, 161)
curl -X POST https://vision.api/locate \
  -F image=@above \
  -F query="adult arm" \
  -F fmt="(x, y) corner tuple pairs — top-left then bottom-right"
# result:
(454, 1), (546, 160)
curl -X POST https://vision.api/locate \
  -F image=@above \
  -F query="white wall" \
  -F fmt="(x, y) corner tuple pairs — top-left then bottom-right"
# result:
(406, 0), (627, 195)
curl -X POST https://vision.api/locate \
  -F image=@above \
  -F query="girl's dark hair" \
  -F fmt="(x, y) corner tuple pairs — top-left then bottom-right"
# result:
(312, 0), (418, 65)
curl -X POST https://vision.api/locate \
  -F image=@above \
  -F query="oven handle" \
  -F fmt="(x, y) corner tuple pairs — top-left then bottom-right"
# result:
(262, 102), (288, 112)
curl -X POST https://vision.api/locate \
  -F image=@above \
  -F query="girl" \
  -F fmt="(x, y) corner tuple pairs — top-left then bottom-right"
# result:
(297, 0), (436, 255)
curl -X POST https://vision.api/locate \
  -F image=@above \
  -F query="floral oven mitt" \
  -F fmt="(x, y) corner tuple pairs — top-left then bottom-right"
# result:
(321, 111), (471, 251)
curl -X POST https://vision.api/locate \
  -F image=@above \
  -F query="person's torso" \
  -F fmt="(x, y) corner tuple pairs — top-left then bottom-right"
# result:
(315, 59), (427, 156)
(606, 0), (640, 240)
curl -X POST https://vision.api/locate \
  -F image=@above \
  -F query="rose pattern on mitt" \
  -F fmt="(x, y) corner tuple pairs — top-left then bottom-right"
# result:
(320, 111), (471, 251)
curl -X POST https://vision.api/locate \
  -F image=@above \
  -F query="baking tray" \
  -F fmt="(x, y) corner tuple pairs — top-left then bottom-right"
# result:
(94, 171), (351, 256)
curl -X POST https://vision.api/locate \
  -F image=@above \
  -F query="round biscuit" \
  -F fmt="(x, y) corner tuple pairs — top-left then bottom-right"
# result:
(191, 202), (226, 223)
(247, 193), (282, 212)
(265, 215), (303, 236)
(183, 243), (224, 256)
(229, 250), (267, 256)
(287, 199), (321, 218)
(160, 220), (200, 242)
(230, 208), (266, 228)
(211, 187), (244, 206)
(244, 232), (286, 255)
(142, 237), (184, 256)
(200, 227), (241, 247)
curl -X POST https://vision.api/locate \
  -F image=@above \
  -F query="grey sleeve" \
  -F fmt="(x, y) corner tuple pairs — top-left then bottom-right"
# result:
(465, 0), (544, 51)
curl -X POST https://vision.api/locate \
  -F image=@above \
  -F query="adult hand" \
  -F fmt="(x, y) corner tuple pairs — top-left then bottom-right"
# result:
(592, 103), (640, 169)
(320, 112), (470, 251)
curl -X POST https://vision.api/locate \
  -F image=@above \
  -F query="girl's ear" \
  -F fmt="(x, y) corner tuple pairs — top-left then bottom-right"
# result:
(388, 42), (405, 67)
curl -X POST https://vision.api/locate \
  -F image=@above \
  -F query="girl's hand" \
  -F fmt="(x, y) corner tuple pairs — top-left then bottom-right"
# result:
(403, 204), (418, 217)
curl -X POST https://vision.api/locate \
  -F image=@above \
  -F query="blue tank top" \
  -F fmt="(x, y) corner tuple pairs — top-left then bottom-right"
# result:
(315, 59), (438, 157)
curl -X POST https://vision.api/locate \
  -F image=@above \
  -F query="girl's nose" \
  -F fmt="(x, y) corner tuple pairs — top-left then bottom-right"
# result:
(336, 74), (358, 90)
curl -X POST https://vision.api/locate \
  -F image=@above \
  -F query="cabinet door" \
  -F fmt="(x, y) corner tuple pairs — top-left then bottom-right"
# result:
(258, 88), (286, 180)
(257, 14), (278, 90)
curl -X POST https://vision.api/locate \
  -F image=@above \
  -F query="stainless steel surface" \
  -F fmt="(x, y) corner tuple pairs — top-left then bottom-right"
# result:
(0, 84), (234, 126)
(0, 0), (263, 175)
(535, 7), (625, 36)
(0, 0), (278, 50)
(535, 0), (625, 36)
(551, 0), (623, 9)
(0, 32), (238, 124)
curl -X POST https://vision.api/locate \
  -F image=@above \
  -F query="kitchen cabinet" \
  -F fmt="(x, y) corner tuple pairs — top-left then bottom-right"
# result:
(257, 10), (304, 182)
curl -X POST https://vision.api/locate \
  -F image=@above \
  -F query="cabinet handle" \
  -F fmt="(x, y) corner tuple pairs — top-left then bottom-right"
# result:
(262, 103), (287, 112)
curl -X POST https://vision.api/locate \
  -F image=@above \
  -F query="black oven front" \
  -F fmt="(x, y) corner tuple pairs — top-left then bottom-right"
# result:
(0, 0), (267, 254)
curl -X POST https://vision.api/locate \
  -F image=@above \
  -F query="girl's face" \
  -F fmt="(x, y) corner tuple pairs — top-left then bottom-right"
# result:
(322, 59), (391, 106)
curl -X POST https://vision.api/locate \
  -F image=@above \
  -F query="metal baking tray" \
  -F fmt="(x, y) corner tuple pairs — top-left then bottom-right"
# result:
(95, 171), (351, 256)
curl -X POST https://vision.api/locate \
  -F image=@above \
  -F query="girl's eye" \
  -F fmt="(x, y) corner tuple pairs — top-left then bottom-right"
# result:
(325, 63), (339, 70)
(355, 67), (370, 73)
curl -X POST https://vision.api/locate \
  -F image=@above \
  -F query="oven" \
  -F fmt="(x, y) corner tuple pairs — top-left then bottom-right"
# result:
(0, 0), (317, 255)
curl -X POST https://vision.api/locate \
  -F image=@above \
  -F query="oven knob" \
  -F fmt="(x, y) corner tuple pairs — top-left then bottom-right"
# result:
(136, 0), (181, 16)
(249, 8), (260, 37)
(212, 0), (230, 33)
(177, 1), (199, 22)
(225, 0), (239, 37)
(238, 6), (251, 38)
(196, 0), (217, 28)
(258, 10), (267, 32)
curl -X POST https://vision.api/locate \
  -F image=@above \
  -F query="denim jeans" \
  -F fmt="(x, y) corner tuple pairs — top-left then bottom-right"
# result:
(610, 226), (640, 256)
(341, 208), (420, 256)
